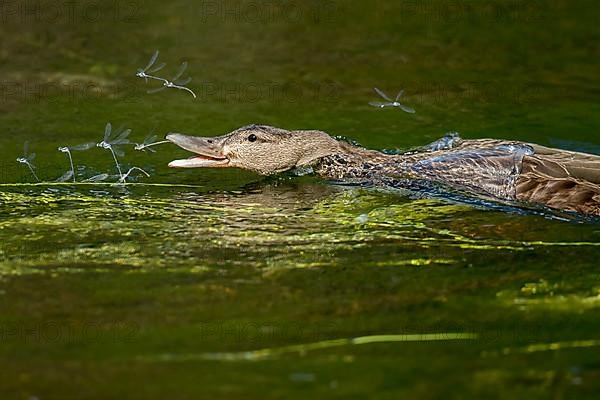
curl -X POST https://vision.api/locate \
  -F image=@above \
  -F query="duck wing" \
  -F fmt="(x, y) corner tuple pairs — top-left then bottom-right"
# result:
(516, 146), (600, 216)
(527, 144), (600, 184)
(409, 143), (535, 200)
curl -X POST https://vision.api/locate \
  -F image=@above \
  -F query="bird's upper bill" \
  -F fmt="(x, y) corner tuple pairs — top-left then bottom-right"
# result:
(166, 133), (230, 168)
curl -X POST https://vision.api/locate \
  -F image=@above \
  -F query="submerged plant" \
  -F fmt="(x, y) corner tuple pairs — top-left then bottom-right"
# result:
(369, 87), (416, 114)
(57, 142), (95, 182)
(16, 142), (40, 182)
(96, 122), (131, 179)
(136, 50), (197, 98)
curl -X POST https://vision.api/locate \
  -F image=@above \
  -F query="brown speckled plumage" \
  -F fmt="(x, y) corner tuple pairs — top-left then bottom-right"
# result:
(515, 145), (600, 215)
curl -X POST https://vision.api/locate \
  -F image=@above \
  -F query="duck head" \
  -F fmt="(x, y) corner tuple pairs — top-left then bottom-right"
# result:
(166, 125), (343, 175)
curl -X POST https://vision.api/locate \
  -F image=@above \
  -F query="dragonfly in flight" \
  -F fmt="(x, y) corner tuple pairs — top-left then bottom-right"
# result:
(136, 50), (197, 98)
(136, 50), (166, 83)
(369, 87), (416, 114)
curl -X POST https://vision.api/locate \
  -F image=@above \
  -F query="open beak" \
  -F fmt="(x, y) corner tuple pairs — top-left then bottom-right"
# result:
(166, 133), (230, 168)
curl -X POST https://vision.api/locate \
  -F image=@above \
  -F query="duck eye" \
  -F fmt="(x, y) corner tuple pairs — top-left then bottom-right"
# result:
(248, 134), (257, 142)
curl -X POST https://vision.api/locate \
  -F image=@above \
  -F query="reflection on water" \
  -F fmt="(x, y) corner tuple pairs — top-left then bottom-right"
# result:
(2, 180), (599, 278)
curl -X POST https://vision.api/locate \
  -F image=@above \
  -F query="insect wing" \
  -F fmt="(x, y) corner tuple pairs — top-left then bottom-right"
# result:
(112, 146), (125, 158)
(104, 122), (112, 141)
(369, 101), (388, 108)
(70, 142), (96, 151)
(147, 62), (166, 74)
(172, 62), (188, 81)
(143, 50), (159, 72)
(28, 152), (36, 161)
(399, 103), (416, 114)
(112, 128), (131, 145)
(147, 86), (167, 94)
(395, 89), (405, 102)
(111, 138), (130, 146)
(144, 134), (158, 144)
(175, 76), (192, 86)
(374, 87), (393, 102)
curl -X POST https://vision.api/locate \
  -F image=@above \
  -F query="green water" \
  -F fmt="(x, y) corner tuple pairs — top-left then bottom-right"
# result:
(1, 0), (600, 398)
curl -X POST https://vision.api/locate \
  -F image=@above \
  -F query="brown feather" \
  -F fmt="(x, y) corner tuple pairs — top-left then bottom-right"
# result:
(516, 149), (600, 216)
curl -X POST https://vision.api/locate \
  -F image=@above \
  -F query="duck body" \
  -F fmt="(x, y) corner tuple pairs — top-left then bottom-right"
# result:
(166, 125), (600, 217)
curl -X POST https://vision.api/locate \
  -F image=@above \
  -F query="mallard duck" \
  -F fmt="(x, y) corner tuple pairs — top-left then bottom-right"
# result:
(166, 125), (600, 217)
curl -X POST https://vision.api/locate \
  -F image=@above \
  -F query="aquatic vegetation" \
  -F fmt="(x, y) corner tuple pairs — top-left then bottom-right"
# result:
(57, 142), (96, 182)
(136, 50), (197, 98)
(369, 87), (416, 113)
(483, 339), (600, 357)
(96, 122), (131, 179)
(15, 142), (39, 182)
(141, 333), (478, 362)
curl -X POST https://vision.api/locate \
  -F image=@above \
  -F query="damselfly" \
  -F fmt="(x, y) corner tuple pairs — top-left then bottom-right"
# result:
(147, 61), (197, 98)
(136, 51), (197, 98)
(136, 50), (167, 83)
(369, 87), (416, 114)
(57, 142), (95, 182)
(134, 133), (170, 153)
(96, 122), (131, 179)
(16, 142), (40, 182)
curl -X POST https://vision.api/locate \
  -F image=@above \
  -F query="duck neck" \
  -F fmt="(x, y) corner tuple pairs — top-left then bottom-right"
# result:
(310, 141), (408, 180)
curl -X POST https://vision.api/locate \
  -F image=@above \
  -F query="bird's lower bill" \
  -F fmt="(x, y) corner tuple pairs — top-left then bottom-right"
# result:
(166, 132), (230, 168)
(168, 155), (229, 168)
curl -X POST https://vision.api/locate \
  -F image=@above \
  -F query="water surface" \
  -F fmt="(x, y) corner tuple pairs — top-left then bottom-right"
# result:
(1, 1), (600, 398)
